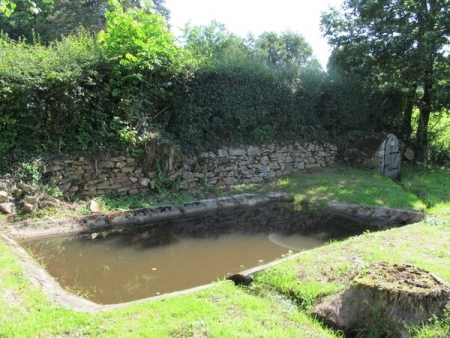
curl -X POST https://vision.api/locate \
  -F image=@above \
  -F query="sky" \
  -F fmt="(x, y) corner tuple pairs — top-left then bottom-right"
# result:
(164, 0), (344, 69)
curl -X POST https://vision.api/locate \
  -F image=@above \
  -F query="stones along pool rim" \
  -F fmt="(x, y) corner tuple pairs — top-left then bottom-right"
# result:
(1, 193), (425, 312)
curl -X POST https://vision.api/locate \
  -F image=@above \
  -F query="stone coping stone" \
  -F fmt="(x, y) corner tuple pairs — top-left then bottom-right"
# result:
(324, 199), (425, 225)
(7, 193), (424, 242)
(8, 192), (293, 241)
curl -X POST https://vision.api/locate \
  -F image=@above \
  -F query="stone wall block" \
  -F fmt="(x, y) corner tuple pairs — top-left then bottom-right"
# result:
(96, 181), (112, 190)
(229, 148), (246, 156)
(295, 162), (305, 170)
(98, 161), (115, 169)
(113, 177), (130, 185)
(0, 191), (9, 203)
(111, 156), (126, 162)
(44, 141), (337, 199)
(120, 167), (134, 174)
(139, 178), (150, 187)
(58, 182), (72, 192)
(247, 146), (261, 156)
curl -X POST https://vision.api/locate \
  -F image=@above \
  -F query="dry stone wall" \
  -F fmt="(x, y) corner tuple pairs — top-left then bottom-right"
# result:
(182, 142), (337, 188)
(36, 142), (337, 199)
(46, 156), (154, 198)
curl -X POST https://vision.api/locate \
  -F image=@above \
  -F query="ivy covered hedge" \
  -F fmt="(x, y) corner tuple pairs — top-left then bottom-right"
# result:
(168, 62), (327, 151)
(0, 33), (111, 155)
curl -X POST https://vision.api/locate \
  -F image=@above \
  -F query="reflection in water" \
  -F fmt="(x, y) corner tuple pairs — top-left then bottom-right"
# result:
(22, 203), (391, 304)
(268, 233), (321, 251)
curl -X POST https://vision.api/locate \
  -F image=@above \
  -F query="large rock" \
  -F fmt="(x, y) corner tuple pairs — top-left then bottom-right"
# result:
(89, 200), (101, 213)
(17, 182), (34, 193)
(0, 203), (14, 214)
(23, 196), (38, 204)
(23, 202), (35, 213)
(404, 148), (415, 161)
(0, 191), (8, 203)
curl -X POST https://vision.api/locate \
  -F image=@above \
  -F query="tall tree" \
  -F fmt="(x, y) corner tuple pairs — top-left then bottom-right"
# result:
(0, 0), (38, 17)
(98, 0), (181, 136)
(181, 20), (248, 63)
(322, 0), (450, 155)
(255, 31), (317, 69)
(0, 0), (170, 43)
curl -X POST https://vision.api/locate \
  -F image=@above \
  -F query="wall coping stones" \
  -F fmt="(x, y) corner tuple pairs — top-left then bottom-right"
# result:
(7, 193), (425, 242)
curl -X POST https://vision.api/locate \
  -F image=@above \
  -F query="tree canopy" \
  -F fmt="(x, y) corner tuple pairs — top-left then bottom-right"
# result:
(0, 0), (170, 43)
(322, 0), (450, 155)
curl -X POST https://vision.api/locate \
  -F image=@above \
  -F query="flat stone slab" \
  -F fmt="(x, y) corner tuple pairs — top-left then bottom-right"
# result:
(7, 193), (293, 240)
(6, 194), (424, 241)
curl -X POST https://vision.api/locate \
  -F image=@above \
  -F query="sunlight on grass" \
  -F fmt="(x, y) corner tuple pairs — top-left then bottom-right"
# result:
(264, 166), (426, 211)
(277, 178), (290, 186)
(428, 202), (450, 217)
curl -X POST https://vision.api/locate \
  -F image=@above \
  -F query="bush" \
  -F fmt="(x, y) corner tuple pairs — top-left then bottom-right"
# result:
(0, 32), (112, 156)
(168, 54), (328, 151)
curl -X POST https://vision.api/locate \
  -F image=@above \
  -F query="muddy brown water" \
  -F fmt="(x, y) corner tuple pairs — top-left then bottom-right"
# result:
(22, 203), (392, 304)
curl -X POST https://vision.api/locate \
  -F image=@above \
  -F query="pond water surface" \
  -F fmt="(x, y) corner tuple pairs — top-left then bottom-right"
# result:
(22, 203), (390, 304)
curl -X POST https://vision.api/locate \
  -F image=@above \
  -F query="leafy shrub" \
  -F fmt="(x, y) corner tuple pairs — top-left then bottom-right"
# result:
(0, 31), (111, 156)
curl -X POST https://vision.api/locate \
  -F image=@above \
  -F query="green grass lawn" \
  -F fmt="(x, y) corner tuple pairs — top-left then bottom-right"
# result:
(1, 164), (450, 337)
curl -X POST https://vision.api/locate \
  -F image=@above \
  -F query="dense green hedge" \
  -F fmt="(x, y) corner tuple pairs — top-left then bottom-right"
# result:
(0, 21), (408, 167)
(167, 60), (327, 151)
(0, 33), (114, 156)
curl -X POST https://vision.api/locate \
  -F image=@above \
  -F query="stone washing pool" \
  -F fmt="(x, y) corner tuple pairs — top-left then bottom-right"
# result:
(21, 201), (401, 305)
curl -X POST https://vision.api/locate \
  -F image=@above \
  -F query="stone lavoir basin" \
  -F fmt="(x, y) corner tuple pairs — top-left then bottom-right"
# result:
(6, 193), (424, 309)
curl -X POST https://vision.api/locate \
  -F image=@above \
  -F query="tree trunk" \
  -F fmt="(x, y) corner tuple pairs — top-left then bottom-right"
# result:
(313, 262), (450, 337)
(415, 67), (433, 161)
(401, 84), (417, 143)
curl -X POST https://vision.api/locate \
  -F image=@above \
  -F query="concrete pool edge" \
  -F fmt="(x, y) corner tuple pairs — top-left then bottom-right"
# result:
(7, 192), (293, 241)
(6, 193), (425, 241)
(1, 193), (426, 312)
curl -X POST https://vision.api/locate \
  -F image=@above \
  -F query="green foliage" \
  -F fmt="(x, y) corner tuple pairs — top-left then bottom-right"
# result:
(17, 159), (42, 183)
(0, 0), (170, 44)
(401, 164), (450, 216)
(410, 312), (450, 337)
(168, 50), (328, 150)
(321, 0), (450, 155)
(98, 0), (184, 140)
(0, 1), (181, 160)
(255, 30), (316, 69)
(2, 1), (447, 167)
(0, 31), (113, 156)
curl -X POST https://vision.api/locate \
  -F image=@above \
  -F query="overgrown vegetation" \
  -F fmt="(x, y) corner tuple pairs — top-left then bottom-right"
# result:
(2, 0), (447, 172)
